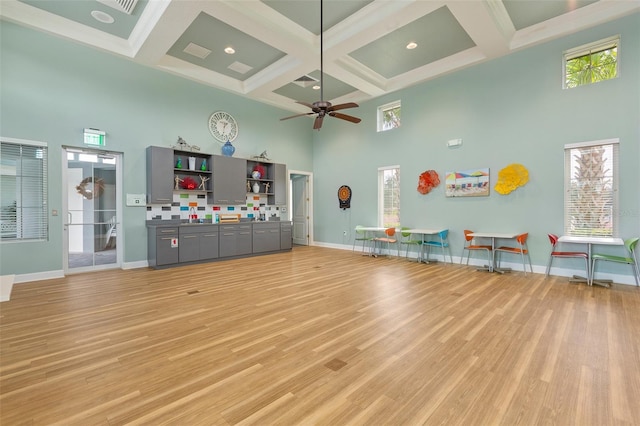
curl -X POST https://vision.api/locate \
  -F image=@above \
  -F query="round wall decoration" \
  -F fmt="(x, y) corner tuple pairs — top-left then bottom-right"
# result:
(208, 111), (238, 143)
(338, 185), (352, 210)
(76, 177), (104, 200)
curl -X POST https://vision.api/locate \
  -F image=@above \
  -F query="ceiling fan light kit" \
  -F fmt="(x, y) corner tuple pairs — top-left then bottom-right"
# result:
(280, 0), (361, 130)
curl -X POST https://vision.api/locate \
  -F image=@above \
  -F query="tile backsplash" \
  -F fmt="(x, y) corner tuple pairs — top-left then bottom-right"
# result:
(146, 191), (281, 221)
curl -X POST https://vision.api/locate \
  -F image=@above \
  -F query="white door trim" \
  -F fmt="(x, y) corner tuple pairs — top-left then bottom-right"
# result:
(288, 169), (313, 246)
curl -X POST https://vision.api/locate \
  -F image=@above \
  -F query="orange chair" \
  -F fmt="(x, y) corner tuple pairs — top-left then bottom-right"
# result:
(372, 227), (398, 257)
(461, 230), (493, 266)
(494, 233), (533, 275)
(545, 233), (589, 282)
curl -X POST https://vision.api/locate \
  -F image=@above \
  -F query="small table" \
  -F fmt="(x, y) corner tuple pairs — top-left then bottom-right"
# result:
(402, 228), (446, 263)
(558, 235), (624, 287)
(468, 232), (519, 273)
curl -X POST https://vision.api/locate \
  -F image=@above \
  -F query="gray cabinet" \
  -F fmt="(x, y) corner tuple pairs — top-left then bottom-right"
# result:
(147, 146), (213, 204)
(246, 160), (287, 205)
(269, 163), (287, 206)
(146, 146), (174, 204)
(148, 226), (179, 267)
(280, 222), (292, 250)
(219, 224), (252, 257)
(179, 225), (219, 262)
(212, 155), (247, 205)
(253, 222), (280, 253)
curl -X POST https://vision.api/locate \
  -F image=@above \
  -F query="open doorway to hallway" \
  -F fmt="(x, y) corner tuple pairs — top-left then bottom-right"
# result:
(288, 170), (312, 246)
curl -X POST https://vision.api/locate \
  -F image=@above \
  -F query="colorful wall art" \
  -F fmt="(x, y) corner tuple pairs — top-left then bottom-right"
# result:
(445, 168), (490, 197)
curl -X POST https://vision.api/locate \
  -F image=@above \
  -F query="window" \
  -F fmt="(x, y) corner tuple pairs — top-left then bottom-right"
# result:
(564, 139), (618, 237)
(378, 166), (400, 228)
(0, 138), (48, 241)
(564, 36), (619, 89)
(377, 100), (401, 132)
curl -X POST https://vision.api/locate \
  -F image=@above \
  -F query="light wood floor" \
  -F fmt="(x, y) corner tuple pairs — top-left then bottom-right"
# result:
(2, 246), (640, 425)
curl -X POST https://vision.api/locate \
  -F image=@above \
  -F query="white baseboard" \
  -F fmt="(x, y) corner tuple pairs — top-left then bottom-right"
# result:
(123, 260), (149, 270)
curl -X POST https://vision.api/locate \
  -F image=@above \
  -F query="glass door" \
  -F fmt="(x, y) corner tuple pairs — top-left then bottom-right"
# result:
(63, 148), (122, 273)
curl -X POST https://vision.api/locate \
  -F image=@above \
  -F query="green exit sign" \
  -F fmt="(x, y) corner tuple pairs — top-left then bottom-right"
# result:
(84, 128), (105, 146)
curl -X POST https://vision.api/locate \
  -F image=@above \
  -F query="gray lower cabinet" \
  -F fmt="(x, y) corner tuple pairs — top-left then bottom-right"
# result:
(149, 227), (179, 267)
(179, 225), (219, 262)
(253, 222), (280, 253)
(219, 224), (252, 257)
(280, 222), (292, 250)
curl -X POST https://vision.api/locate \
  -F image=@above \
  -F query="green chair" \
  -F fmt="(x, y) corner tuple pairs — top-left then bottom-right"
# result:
(352, 225), (374, 254)
(590, 237), (639, 286)
(399, 227), (422, 260)
(423, 229), (453, 263)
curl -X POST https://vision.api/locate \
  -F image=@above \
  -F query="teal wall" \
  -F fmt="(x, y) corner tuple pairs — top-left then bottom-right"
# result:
(1, 13), (639, 280)
(0, 21), (313, 274)
(313, 13), (639, 272)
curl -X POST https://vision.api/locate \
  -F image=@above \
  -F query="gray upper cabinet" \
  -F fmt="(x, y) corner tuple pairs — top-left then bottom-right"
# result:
(269, 163), (287, 205)
(146, 146), (174, 204)
(212, 155), (247, 205)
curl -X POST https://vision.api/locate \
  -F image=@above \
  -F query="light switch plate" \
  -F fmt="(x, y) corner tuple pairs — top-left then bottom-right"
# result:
(126, 193), (146, 206)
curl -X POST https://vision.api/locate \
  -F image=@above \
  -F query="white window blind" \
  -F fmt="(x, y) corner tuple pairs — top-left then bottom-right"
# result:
(378, 165), (400, 228)
(0, 138), (48, 241)
(563, 139), (618, 237)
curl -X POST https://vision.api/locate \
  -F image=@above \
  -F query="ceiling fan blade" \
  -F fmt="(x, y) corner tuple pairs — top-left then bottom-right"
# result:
(329, 112), (361, 124)
(313, 115), (324, 130)
(328, 102), (359, 112)
(280, 112), (313, 121)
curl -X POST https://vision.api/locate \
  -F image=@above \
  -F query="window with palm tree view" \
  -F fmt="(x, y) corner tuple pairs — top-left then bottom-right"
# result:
(377, 100), (401, 132)
(564, 36), (618, 89)
(564, 139), (618, 237)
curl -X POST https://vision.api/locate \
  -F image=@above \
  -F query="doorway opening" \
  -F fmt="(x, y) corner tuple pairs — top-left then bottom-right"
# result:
(288, 170), (312, 246)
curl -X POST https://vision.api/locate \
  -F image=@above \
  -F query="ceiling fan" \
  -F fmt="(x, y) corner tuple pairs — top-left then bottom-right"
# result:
(280, 0), (361, 130)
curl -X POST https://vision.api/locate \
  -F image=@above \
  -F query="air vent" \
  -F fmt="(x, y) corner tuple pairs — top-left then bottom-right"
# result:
(228, 61), (253, 74)
(96, 0), (139, 15)
(293, 75), (318, 88)
(183, 43), (211, 59)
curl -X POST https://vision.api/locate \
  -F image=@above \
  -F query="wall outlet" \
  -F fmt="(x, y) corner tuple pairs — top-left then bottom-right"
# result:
(343, 230), (347, 236)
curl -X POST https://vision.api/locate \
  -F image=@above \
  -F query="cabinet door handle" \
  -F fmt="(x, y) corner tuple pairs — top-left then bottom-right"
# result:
(223, 233), (234, 236)
(160, 230), (176, 233)
(203, 234), (217, 237)
(217, 199), (229, 203)
(160, 237), (175, 240)
(156, 198), (171, 201)
(183, 235), (197, 239)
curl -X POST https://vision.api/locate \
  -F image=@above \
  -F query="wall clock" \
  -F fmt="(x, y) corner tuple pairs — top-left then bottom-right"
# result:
(208, 111), (238, 142)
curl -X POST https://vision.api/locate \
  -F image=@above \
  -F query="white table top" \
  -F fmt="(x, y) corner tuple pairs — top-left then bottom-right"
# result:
(356, 226), (386, 232)
(558, 235), (624, 246)
(469, 232), (519, 239)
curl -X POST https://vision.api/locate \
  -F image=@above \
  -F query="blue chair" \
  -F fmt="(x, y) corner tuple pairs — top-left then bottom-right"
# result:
(590, 237), (639, 286)
(423, 229), (453, 263)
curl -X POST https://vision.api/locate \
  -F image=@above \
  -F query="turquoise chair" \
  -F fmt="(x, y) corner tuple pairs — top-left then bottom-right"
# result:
(423, 229), (453, 263)
(590, 237), (639, 286)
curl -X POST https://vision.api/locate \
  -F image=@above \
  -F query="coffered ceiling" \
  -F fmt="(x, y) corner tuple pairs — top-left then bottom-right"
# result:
(2, 0), (638, 115)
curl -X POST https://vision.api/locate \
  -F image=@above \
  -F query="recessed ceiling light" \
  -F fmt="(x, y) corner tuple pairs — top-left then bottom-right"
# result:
(224, 47), (235, 54)
(312, 85), (320, 90)
(406, 42), (418, 50)
(91, 10), (115, 24)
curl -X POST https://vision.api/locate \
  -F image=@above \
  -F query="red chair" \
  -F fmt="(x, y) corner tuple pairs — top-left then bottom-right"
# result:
(545, 233), (589, 283)
(494, 233), (533, 275)
(461, 230), (492, 266)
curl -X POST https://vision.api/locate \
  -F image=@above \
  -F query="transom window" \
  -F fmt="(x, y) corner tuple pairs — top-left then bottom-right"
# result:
(377, 100), (401, 132)
(564, 36), (619, 89)
(564, 139), (618, 237)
